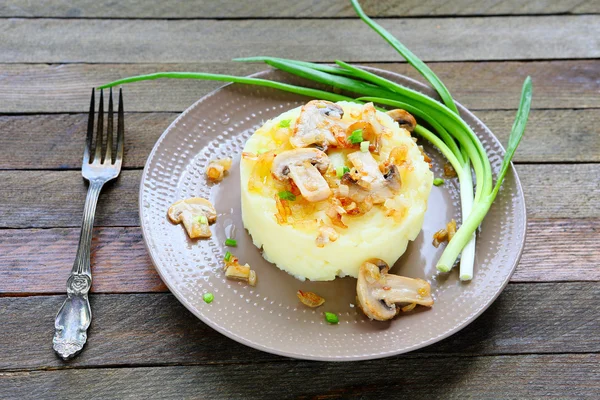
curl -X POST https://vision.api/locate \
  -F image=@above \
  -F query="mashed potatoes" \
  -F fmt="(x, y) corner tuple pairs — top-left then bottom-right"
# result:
(240, 101), (432, 281)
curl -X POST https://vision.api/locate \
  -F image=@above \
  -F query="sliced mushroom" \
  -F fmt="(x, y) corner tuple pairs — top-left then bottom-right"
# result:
(271, 148), (332, 202)
(291, 100), (347, 149)
(359, 103), (387, 151)
(167, 197), (217, 239)
(342, 151), (401, 204)
(386, 109), (417, 132)
(356, 259), (434, 321)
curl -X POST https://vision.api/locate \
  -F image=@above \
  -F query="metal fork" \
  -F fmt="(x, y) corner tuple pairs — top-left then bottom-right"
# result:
(53, 88), (124, 360)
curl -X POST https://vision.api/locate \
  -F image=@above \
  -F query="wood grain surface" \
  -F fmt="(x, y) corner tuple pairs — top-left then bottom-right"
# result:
(1, 284), (598, 370)
(1, 1), (598, 397)
(2, 108), (598, 170)
(1, 61), (597, 114)
(1, 164), (598, 228)
(0, 354), (598, 399)
(0, 218), (597, 295)
(2, 0), (598, 18)
(2, 17), (599, 64)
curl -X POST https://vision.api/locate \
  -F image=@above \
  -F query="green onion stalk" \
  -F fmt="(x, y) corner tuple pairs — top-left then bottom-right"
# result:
(99, 0), (531, 281)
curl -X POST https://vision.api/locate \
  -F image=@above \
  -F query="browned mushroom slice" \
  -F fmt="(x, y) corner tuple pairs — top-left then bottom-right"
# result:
(291, 100), (347, 149)
(356, 259), (433, 321)
(343, 151), (401, 204)
(386, 109), (417, 132)
(167, 197), (217, 239)
(271, 148), (332, 202)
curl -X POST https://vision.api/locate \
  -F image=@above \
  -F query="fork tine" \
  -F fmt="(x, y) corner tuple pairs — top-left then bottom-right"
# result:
(94, 89), (104, 163)
(115, 88), (124, 165)
(105, 88), (114, 164)
(83, 88), (95, 164)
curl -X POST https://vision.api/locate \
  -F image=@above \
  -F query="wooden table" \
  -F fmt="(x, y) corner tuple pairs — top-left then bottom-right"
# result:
(1, 1), (598, 398)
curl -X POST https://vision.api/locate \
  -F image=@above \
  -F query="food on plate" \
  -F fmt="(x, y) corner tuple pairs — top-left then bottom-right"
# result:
(167, 197), (217, 239)
(224, 253), (257, 286)
(324, 312), (339, 324)
(297, 290), (325, 308)
(206, 157), (233, 182)
(432, 219), (457, 248)
(356, 259), (433, 321)
(240, 100), (433, 281)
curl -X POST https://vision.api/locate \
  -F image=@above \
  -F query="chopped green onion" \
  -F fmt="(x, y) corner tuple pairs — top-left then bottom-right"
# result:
(203, 293), (214, 304)
(336, 165), (350, 178)
(360, 141), (370, 152)
(348, 129), (363, 144)
(257, 148), (269, 154)
(279, 119), (291, 128)
(324, 312), (339, 324)
(433, 178), (445, 186)
(224, 251), (232, 262)
(225, 238), (237, 247)
(196, 215), (208, 224)
(278, 190), (296, 201)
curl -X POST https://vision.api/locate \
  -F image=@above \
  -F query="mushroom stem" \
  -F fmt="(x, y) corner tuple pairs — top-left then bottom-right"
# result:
(287, 163), (332, 202)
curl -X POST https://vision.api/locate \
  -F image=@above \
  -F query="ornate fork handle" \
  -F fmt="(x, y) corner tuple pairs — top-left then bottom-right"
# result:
(53, 179), (104, 360)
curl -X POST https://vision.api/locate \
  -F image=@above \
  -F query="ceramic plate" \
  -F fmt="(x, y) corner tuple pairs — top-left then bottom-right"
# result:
(139, 68), (526, 361)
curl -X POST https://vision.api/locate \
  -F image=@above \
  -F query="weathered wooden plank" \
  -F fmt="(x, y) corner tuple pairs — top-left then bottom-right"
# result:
(0, 354), (598, 399)
(0, 170), (141, 228)
(1, 0), (597, 18)
(2, 17), (599, 63)
(1, 61), (597, 114)
(0, 113), (168, 170)
(0, 164), (597, 228)
(0, 284), (598, 371)
(513, 219), (600, 282)
(2, 109), (597, 171)
(0, 219), (596, 295)
(0, 227), (165, 294)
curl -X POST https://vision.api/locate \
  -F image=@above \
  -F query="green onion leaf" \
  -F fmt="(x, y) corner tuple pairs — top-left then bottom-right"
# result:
(336, 165), (350, 178)
(279, 119), (291, 128)
(203, 293), (214, 304)
(324, 312), (339, 324)
(348, 129), (364, 144)
(225, 238), (237, 247)
(360, 141), (370, 152)
(224, 251), (232, 262)
(433, 178), (445, 186)
(278, 191), (296, 201)
(350, 0), (458, 114)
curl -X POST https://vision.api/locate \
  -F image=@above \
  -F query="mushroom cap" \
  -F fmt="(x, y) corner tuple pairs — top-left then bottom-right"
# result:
(386, 109), (417, 132)
(343, 151), (400, 204)
(291, 100), (345, 149)
(357, 260), (397, 321)
(167, 197), (217, 223)
(271, 148), (330, 180)
(356, 259), (434, 321)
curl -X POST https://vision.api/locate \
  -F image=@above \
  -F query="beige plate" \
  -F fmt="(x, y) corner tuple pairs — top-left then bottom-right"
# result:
(139, 68), (526, 361)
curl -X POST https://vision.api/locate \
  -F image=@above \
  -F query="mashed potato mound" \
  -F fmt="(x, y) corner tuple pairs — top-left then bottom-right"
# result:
(240, 101), (433, 281)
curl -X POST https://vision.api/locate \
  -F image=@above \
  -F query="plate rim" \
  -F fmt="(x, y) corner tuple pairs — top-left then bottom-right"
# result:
(138, 67), (527, 361)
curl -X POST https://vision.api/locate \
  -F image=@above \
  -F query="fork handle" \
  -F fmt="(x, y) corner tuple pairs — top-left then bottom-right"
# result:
(53, 179), (104, 360)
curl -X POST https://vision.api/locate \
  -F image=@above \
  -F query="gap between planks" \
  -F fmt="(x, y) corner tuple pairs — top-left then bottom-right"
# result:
(0, 0), (598, 19)
(0, 218), (598, 295)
